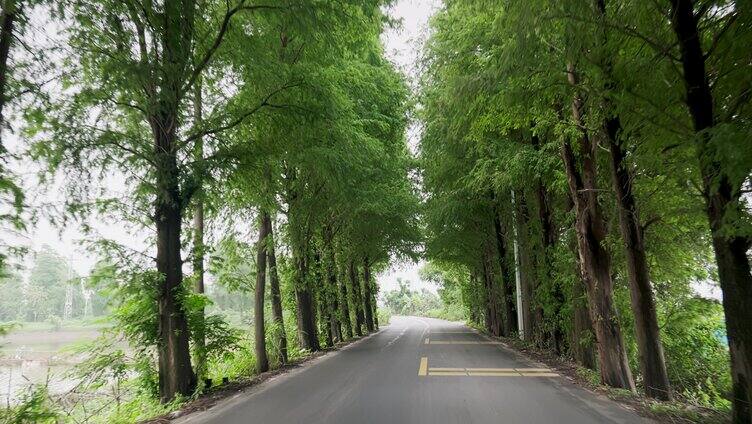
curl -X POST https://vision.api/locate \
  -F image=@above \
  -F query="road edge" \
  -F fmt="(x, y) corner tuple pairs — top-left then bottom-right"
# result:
(142, 326), (387, 424)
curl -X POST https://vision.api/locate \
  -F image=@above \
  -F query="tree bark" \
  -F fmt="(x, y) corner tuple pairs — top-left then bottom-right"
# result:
(265, 215), (287, 365)
(571, 237), (597, 370)
(349, 260), (364, 336)
(531, 134), (565, 352)
(560, 63), (635, 391)
(323, 226), (342, 343)
(338, 257), (353, 339)
(668, 1), (752, 419)
(294, 251), (319, 351)
(606, 120), (671, 399)
(254, 213), (270, 373)
(481, 247), (501, 336)
(153, 119), (195, 402)
(0, 0), (17, 148)
(362, 257), (375, 333)
(591, 0), (670, 400)
(371, 281), (379, 330)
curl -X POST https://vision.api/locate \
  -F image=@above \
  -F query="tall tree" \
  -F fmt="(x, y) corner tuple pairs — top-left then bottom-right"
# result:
(254, 212), (270, 373)
(667, 1), (752, 419)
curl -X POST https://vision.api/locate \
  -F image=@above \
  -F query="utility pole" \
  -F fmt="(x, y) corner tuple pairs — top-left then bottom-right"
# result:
(511, 190), (525, 340)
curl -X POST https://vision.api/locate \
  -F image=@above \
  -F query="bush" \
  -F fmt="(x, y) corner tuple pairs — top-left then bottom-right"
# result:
(0, 385), (58, 423)
(660, 297), (731, 408)
(377, 307), (392, 325)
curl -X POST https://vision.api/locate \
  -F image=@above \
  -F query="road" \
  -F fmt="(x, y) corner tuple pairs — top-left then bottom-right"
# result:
(178, 316), (651, 424)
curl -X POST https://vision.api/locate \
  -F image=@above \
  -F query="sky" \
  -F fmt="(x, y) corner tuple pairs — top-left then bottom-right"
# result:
(377, 0), (440, 294)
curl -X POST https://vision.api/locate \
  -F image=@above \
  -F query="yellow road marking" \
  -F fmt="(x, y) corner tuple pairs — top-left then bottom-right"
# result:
(467, 372), (520, 377)
(519, 372), (559, 377)
(418, 357), (428, 376)
(417, 362), (559, 378)
(427, 341), (502, 345)
(429, 331), (474, 334)
(468, 368), (517, 372)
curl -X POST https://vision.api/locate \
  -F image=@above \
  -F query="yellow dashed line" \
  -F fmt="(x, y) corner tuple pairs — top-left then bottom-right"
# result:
(469, 368), (517, 372)
(426, 341), (502, 345)
(519, 372), (560, 377)
(417, 361), (559, 378)
(467, 372), (520, 377)
(418, 357), (428, 376)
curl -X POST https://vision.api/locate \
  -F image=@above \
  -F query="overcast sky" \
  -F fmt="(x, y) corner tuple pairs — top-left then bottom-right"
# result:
(377, 0), (440, 294)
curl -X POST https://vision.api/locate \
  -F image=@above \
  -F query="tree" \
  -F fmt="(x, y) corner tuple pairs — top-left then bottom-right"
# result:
(34, 0), (299, 401)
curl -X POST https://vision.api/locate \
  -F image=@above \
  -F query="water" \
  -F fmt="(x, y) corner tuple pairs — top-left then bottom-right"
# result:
(0, 360), (78, 406)
(0, 326), (102, 405)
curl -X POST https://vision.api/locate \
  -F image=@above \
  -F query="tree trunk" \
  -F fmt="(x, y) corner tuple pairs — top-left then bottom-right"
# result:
(265, 215), (287, 365)
(323, 226), (342, 343)
(254, 213), (270, 373)
(362, 257), (375, 332)
(669, 2), (752, 419)
(319, 292), (334, 348)
(349, 260), (364, 336)
(492, 202), (518, 337)
(338, 258), (353, 339)
(560, 63), (635, 391)
(590, 0), (670, 400)
(571, 237), (597, 370)
(481, 247), (501, 336)
(0, 0), (16, 148)
(606, 119), (671, 399)
(371, 281), (379, 330)
(153, 121), (195, 402)
(531, 134), (565, 352)
(294, 251), (319, 351)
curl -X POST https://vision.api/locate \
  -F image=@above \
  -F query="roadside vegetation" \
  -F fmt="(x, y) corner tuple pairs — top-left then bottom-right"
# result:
(418, 0), (750, 422)
(0, 0), (418, 422)
(0, 0), (749, 423)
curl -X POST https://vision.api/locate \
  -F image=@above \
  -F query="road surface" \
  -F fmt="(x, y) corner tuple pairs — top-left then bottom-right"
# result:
(178, 316), (650, 424)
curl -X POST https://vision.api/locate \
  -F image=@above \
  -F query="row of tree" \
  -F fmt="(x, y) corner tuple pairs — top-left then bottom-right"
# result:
(0, 0), (419, 405)
(0, 246), (107, 322)
(419, 0), (750, 422)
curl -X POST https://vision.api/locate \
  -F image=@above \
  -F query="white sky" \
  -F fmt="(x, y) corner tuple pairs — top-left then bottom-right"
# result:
(376, 0), (440, 294)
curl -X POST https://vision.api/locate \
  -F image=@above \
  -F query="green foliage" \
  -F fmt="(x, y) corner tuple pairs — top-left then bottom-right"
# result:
(382, 279), (441, 317)
(659, 298), (731, 408)
(417, 0), (746, 414)
(377, 307), (392, 326)
(0, 385), (58, 424)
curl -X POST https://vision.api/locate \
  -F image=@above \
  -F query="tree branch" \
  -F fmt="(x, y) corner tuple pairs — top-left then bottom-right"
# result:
(182, 81), (301, 144)
(181, 2), (286, 97)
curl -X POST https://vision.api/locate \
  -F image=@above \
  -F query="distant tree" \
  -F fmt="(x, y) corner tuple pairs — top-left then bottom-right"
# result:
(27, 246), (76, 320)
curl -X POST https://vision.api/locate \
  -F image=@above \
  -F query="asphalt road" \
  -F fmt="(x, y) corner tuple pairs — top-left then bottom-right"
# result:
(178, 316), (651, 424)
